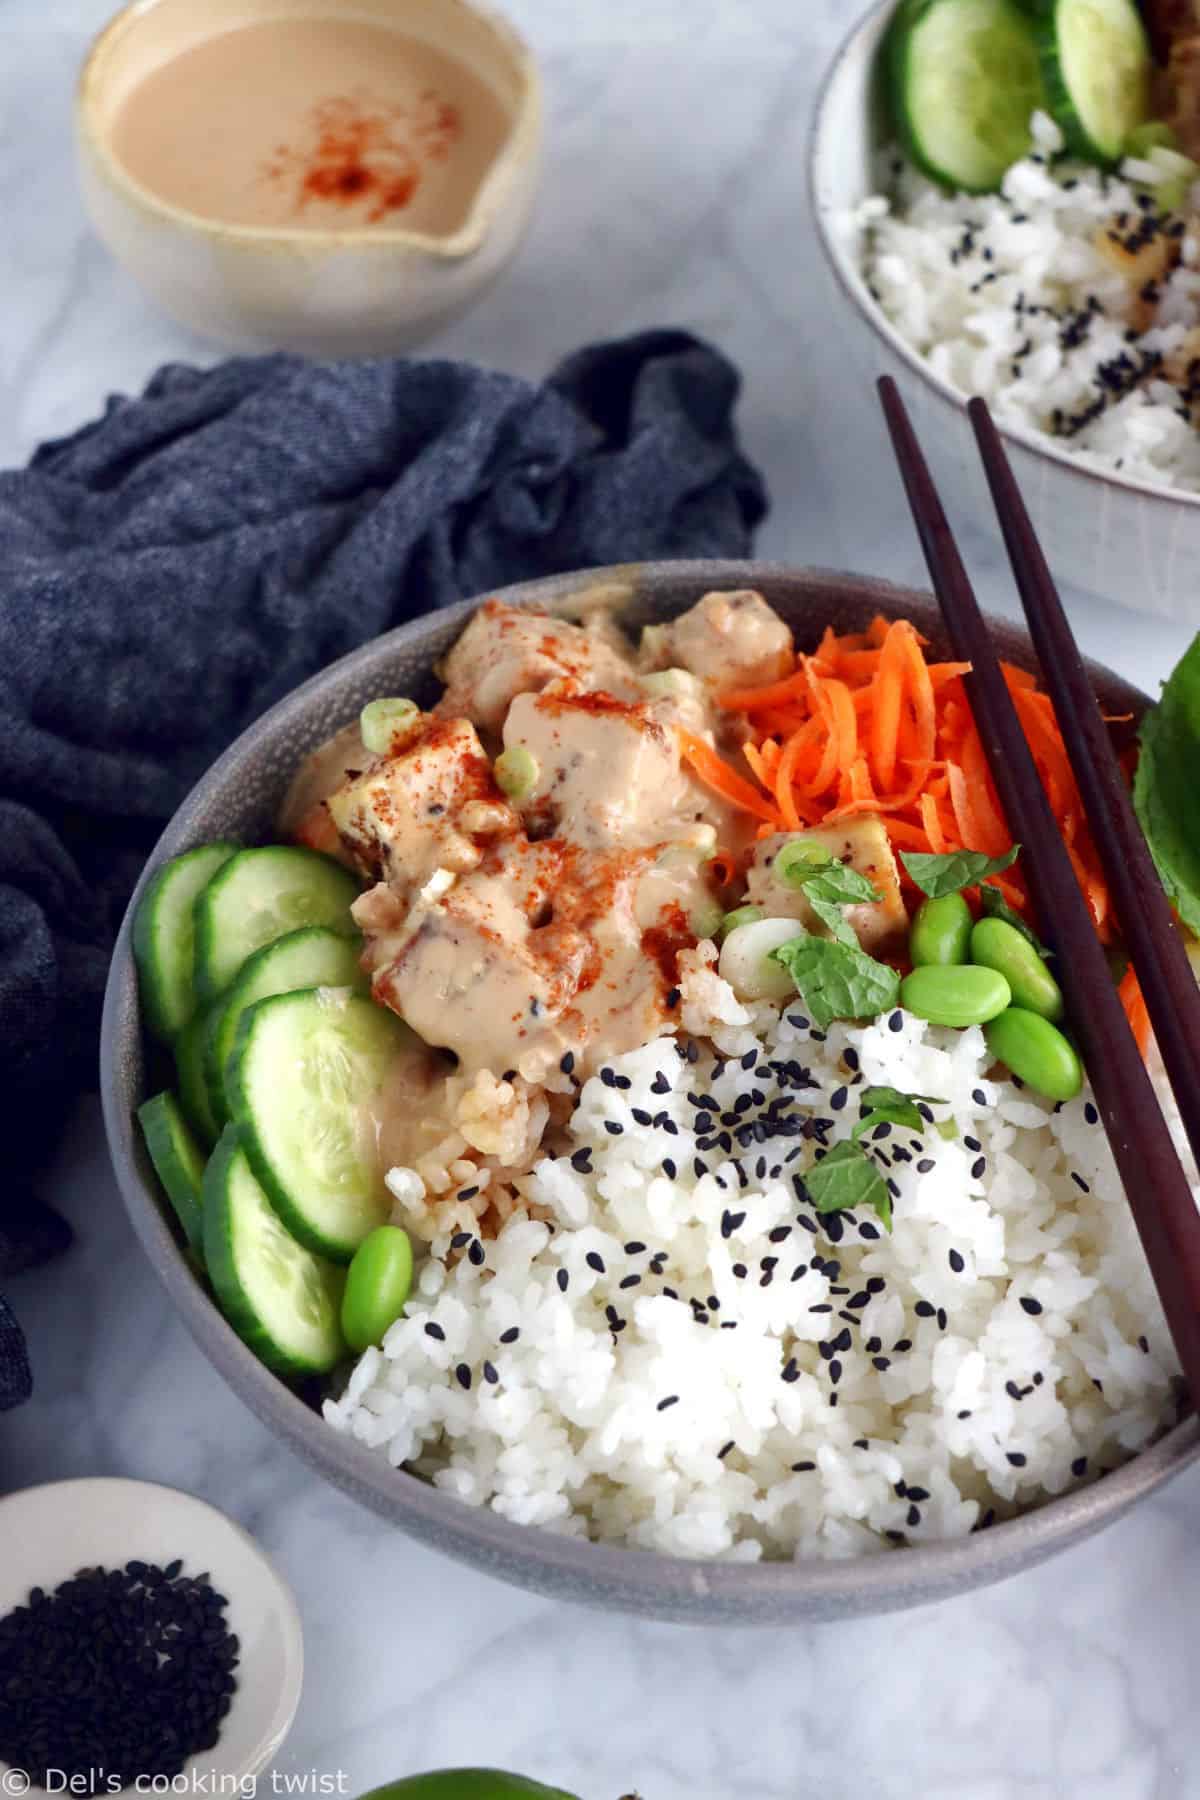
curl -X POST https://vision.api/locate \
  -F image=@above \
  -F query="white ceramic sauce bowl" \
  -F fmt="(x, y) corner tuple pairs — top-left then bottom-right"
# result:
(809, 0), (1200, 625)
(76, 0), (542, 356)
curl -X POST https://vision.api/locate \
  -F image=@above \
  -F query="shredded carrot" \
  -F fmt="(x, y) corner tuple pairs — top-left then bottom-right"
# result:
(678, 729), (781, 826)
(1119, 965), (1151, 1055)
(677, 612), (1139, 1044)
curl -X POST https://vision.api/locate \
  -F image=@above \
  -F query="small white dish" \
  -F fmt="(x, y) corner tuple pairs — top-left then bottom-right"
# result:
(0, 1479), (303, 1798)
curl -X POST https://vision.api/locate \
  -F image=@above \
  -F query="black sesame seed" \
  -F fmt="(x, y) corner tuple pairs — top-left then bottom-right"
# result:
(972, 1087), (987, 1106)
(957, 1409), (971, 1420)
(424, 1322), (446, 1341)
(624, 1241), (646, 1255)
(1084, 1102), (1098, 1125)
(858, 1221), (881, 1240)
(560, 1051), (575, 1075)
(459, 1186), (481, 1202)
(872, 1356), (891, 1371)
(601, 1067), (617, 1087)
(916, 1158), (935, 1174)
(665, 987), (681, 1008)
(482, 1361), (499, 1385)
(656, 1395), (680, 1412)
(662, 1158), (677, 1179)
(468, 1239), (486, 1267)
(1007, 1451), (1027, 1468)
(1019, 1296), (1043, 1316)
(570, 1149), (592, 1173)
(914, 1300), (935, 1318)
(586, 1252), (605, 1273)
(499, 1327), (520, 1344)
(1071, 1456), (1088, 1478)
(1071, 1172), (1090, 1192)
(791, 1460), (816, 1472)
(937, 1308), (947, 1331)
(888, 1010), (904, 1033)
(717, 1441), (735, 1459)
(781, 1358), (800, 1383)
(894, 1338), (913, 1353)
(619, 1274), (641, 1290)
(631, 1108), (653, 1127)
(450, 1231), (472, 1249)
(971, 1155), (986, 1179)
(556, 1269), (569, 1292)
(963, 1134), (981, 1152)
(604, 1121), (623, 1137)
(830, 1086), (848, 1112)
(455, 1363), (472, 1390)
(732, 1262), (748, 1279)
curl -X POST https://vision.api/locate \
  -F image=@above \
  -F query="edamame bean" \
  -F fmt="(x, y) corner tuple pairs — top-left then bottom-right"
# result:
(899, 963), (1011, 1028)
(969, 917), (1064, 1021)
(984, 1007), (1083, 1102)
(341, 1224), (414, 1352)
(910, 892), (972, 967)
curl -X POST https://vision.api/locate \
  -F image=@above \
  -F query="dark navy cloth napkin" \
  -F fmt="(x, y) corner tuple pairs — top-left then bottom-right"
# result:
(0, 327), (767, 1408)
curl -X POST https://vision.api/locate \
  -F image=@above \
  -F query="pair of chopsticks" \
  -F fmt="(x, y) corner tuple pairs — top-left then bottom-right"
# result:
(878, 376), (1200, 1405)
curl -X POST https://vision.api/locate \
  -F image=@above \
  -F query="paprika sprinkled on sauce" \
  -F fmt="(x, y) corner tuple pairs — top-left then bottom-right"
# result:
(108, 19), (511, 236)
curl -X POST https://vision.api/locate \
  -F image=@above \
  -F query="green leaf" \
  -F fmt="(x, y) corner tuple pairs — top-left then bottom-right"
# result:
(805, 894), (860, 948)
(900, 846), (1020, 899)
(851, 1084), (944, 1140)
(1134, 633), (1200, 936)
(775, 850), (881, 946)
(770, 935), (901, 1030)
(977, 882), (1050, 958)
(802, 1140), (893, 1232)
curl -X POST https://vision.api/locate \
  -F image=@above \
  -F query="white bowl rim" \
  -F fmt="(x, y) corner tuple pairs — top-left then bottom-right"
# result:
(76, 0), (542, 259)
(807, 0), (1200, 514)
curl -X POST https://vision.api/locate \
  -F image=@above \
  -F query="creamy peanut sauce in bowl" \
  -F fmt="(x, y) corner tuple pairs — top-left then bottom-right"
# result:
(75, 0), (541, 352)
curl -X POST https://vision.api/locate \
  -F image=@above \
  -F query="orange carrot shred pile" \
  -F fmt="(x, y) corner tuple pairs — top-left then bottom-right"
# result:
(685, 613), (1130, 974)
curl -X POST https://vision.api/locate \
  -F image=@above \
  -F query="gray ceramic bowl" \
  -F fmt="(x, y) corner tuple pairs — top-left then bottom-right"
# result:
(100, 561), (1200, 1624)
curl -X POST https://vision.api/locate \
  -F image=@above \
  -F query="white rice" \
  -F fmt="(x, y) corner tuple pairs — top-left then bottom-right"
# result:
(858, 111), (1200, 494)
(325, 973), (1189, 1561)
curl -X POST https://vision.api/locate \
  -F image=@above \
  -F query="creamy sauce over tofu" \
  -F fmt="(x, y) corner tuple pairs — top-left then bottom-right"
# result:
(295, 591), (776, 1084)
(284, 592), (911, 1172)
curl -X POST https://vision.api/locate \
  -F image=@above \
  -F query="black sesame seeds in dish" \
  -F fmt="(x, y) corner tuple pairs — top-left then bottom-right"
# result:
(131, 583), (1197, 1560)
(0, 1561), (238, 1793)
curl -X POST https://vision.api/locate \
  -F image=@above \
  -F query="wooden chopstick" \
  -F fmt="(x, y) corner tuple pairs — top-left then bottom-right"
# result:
(878, 374), (1200, 1401)
(968, 396), (1200, 1175)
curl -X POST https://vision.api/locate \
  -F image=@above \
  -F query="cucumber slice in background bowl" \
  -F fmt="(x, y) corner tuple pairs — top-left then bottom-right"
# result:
(1030, 0), (1151, 165)
(193, 845), (360, 1004)
(229, 987), (409, 1263)
(886, 0), (1046, 192)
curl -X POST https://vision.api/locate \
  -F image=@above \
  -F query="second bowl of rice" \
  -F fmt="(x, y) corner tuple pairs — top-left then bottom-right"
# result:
(810, 0), (1200, 625)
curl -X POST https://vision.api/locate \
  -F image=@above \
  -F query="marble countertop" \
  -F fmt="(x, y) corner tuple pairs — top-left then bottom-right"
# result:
(3, 2), (1199, 1795)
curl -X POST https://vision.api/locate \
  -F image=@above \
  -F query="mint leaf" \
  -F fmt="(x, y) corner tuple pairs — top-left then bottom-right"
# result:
(900, 846), (1020, 898)
(802, 1140), (893, 1231)
(770, 935), (901, 1029)
(852, 1085), (943, 1139)
(805, 894), (860, 948)
(977, 882), (1050, 958)
(1134, 633), (1200, 935)
(775, 852), (880, 946)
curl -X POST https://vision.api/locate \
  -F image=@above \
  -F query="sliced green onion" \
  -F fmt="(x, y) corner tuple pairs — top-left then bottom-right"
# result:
(775, 838), (831, 887)
(689, 899), (725, 940)
(1126, 120), (1179, 158)
(494, 745), (539, 799)
(360, 697), (418, 755)
(641, 668), (699, 699)
(718, 903), (764, 942)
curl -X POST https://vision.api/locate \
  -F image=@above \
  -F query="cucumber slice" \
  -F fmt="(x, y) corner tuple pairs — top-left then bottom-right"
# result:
(202, 1124), (346, 1378)
(133, 843), (238, 1040)
(193, 846), (360, 1005)
(204, 925), (368, 1128)
(1032, 0), (1150, 165)
(175, 1008), (221, 1149)
(887, 0), (1045, 192)
(229, 989), (407, 1262)
(136, 1090), (206, 1251)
